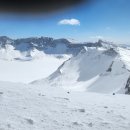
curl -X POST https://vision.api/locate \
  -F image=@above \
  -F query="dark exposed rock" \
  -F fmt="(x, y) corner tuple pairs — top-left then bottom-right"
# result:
(78, 109), (85, 112)
(113, 93), (115, 95)
(103, 48), (118, 57)
(25, 118), (34, 125)
(107, 61), (114, 72)
(0, 92), (3, 95)
(125, 76), (130, 94)
(0, 36), (13, 48)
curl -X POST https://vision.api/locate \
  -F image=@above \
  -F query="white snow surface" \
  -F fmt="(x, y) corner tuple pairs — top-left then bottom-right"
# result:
(0, 45), (22, 60)
(0, 81), (130, 130)
(0, 48), (69, 83)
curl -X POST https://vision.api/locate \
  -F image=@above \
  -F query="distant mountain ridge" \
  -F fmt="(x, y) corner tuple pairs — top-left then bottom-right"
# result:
(0, 36), (113, 56)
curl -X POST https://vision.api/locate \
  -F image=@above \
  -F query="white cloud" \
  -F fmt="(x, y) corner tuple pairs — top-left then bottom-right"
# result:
(58, 19), (80, 26)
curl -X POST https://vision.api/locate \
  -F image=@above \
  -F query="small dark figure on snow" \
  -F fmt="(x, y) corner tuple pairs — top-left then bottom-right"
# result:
(113, 93), (115, 95)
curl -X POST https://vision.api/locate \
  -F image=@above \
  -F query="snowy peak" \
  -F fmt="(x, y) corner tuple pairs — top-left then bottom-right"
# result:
(33, 46), (130, 94)
(97, 39), (117, 49)
(0, 36), (117, 55)
(0, 36), (13, 47)
(0, 36), (115, 60)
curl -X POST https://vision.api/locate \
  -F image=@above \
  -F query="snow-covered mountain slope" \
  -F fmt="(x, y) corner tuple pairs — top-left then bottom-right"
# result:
(33, 47), (130, 94)
(0, 81), (130, 130)
(0, 36), (78, 83)
(0, 38), (71, 83)
(0, 36), (113, 84)
(1, 36), (130, 94)
(0, 44), (23, 60)
(0, 54), (68, 83)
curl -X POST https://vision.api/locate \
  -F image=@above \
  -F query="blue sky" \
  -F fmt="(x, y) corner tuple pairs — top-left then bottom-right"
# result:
(0, 0), (130, 44)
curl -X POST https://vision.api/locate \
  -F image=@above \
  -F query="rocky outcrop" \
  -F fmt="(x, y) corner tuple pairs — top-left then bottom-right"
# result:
(107, 61), (114, 72)
(125, 76), (130, 94)
(103, 48), (118, 57)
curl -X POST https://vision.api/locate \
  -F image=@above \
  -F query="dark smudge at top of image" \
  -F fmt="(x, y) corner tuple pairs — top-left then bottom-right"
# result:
(0, 0), (90, 14)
